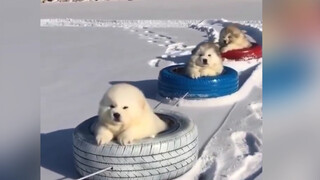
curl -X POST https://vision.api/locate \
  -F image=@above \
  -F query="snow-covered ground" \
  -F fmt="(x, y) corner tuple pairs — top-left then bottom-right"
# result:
(41, 1), (262, 179)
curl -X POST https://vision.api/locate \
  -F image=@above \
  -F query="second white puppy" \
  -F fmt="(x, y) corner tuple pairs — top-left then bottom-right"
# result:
(219, 25), (252, 53)
(92, 83), (167, 145)
(186, 42), (224, 79)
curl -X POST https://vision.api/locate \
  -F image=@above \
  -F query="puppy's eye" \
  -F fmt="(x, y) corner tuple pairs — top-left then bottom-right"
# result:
(208, 54), (211, 57)
(123, 106), (128, 109)
(110, 105), (115, 108)
(199, 54), (203, 56)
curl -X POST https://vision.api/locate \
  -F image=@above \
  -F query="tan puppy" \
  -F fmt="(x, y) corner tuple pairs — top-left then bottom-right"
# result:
(219, 25), (252, 53)
(92, 83), (167, 145)
(186, 42), (223, 79)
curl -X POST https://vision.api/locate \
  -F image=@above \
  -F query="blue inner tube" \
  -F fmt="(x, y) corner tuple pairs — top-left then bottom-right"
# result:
(158, 65), (239, 99)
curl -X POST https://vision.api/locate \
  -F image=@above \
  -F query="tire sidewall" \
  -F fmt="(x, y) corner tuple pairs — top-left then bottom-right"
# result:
(158, 65), (239, 99)
(221, 43), (262, 60)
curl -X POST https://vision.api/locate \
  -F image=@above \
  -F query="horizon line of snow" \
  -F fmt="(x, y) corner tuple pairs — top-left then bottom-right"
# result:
(40, 19), (262, 28)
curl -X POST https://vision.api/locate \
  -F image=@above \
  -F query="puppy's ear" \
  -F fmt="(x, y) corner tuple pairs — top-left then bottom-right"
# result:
(215, 47), (222, 57)
(191, 48), (197, 55)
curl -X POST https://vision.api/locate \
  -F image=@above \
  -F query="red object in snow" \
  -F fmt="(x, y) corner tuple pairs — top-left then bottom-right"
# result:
(221, 43), (262, 61)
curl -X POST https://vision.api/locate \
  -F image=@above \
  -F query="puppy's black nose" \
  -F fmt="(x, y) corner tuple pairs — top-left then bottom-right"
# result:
(202, 59), (208, 64)
(113, 113), (120, 120)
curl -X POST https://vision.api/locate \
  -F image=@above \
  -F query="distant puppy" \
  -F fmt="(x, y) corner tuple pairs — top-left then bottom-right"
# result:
(219, 25), (252, 53)
(92, 83), (167, 145)
(186, 42), (223, 79)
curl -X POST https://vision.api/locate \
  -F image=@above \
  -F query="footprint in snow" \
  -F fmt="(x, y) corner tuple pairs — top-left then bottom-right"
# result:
(228, 152), (262, 180)
(148, 59), (161, 67)
(156, 34), (172, 39)
(157, 44), (167, 47)
(231, 131), (261, 157)
(248, 102), (262, 120)
(144, 30), (154, 34)
(147, 40), (157, 43)
(218, 132), (263, 180)
(165, 40), (175, 44)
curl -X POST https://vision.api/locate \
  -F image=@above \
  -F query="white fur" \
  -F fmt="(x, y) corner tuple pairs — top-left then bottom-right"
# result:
(219, 25), (252, 53)
(186, 42), (223, 79)
(92, 83), (167, 145)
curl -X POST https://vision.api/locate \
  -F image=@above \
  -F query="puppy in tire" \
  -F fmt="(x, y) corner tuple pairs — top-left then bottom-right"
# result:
(73, 110), (198, 179)
(92, 83), (167, 145)
(186, 42), (223, 79)
(219, 25), (252, 53)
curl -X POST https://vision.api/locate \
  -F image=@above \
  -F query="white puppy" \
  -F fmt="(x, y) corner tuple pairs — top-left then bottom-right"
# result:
(186, 42), (223, 79)
(219, 25), (252, 53)
(92, 83), (167, 145)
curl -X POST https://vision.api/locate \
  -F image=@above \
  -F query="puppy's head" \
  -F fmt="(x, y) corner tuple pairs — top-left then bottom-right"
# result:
(219, 25), (246, 45)
(191, 42), (222, 67)
(98, 83), (147, 126)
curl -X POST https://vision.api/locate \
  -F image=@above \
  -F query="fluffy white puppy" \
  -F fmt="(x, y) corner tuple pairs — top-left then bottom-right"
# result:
(92, 83), (167, 145)
(219, 25), (252, 53)
(186, 42), (223, 79)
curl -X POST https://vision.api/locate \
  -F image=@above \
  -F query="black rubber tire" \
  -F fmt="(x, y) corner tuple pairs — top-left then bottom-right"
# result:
(73, 110), (198, 180)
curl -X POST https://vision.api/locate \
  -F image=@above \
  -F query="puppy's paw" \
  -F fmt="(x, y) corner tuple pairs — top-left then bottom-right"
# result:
(150, 135), (155, 138)
(200, 69), (213, 76)
(96, 134), (112, 145)
(188, 71), (201, 79)
(201, 68), (222, 77)
(221, 47), (229, 53)
(117, 134), (133, 146)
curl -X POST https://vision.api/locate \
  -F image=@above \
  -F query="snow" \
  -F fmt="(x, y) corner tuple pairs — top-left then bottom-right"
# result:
(41, 1), (262, 179)
(177, 87), (262, 180)
(41, 0), (262, 20)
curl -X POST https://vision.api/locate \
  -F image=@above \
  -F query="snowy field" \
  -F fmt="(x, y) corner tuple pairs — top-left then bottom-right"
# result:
(41, 1), (262, 179)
